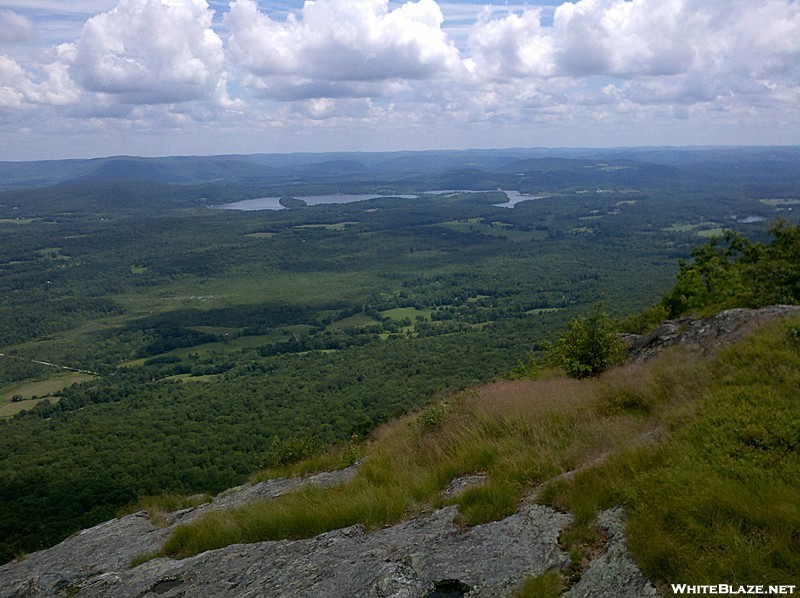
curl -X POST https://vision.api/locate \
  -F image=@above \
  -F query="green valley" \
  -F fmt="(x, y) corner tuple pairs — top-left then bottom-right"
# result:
(0, 146), (798, 571)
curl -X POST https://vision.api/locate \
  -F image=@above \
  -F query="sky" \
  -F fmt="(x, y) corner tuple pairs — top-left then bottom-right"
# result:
(1, 0), (798, 160)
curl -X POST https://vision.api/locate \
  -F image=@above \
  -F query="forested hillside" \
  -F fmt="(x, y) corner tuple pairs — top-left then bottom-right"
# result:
(0, 147), (797, 564)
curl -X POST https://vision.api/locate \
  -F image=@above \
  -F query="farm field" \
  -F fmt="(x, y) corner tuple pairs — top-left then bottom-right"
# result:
(0, 372), (95, 417)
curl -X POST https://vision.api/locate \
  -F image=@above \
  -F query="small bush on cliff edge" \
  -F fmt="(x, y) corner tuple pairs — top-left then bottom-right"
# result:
(545, 303), (625, 379)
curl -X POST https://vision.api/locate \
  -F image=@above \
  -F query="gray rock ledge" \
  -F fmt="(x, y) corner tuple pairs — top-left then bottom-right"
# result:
(566, 507), (658, 597)
(626, 305), (800, 362)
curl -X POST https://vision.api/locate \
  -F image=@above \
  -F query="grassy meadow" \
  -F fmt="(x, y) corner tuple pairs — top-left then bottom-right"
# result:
(0, 372), (94, 417)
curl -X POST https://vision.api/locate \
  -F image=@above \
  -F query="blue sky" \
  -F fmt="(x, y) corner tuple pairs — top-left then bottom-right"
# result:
(1, 0), (798, 160)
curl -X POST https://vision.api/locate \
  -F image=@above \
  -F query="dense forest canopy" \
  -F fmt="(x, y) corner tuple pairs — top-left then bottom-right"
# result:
(0, 146), (798, 563)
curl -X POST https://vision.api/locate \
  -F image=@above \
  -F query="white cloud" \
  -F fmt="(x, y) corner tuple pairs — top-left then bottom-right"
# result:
(467, 0), (800, 83)
(467, 0), (699, 79)
(551, 0), (694, 77)
(1, 0), (799, 157)
(66, 0), (229, 106)
(467, 7), (555, 78)
(0, 56), (31, 109)
(225, 0), (463, 100)
(0, 52), (81, 120)
(458, 0), (800, 130)
(0, 9), (38, 44)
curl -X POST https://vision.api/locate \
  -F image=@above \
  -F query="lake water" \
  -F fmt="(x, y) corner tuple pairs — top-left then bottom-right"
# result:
(217, 194), (416, 211)
(495, 190), (545, 208)
(216, 190), (542, 211)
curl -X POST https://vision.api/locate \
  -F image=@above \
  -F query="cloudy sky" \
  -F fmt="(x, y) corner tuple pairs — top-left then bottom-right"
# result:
(1, 0), (798, 160)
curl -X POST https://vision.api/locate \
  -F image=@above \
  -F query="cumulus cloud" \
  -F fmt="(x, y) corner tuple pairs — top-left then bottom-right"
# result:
(467, 0), (800, 84)
(467, 7), (554, 78)
(66, 0), (229, 106)
(225, 0), (462, 99)
(0, 53), (81, 118)
(467, 0), (691, 79)
(0, 56), (31, 109)
(1, 0), (799, 155)
(552, 0), (695, 76)
(460, 0), (800, 130)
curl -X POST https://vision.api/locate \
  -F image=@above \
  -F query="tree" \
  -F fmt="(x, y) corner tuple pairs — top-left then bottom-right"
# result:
(747, 220), (800, 306)
(660, 221), (800, 317)
(547, 304), (624, 378)
(661, 230), (752, 318)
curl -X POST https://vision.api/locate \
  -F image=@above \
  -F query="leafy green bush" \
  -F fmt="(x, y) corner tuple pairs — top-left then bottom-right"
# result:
(546, 304), (625, 378)
(261, 436), (323, 469)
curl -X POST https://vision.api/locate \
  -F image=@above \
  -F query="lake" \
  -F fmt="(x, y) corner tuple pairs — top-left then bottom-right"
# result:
(217, 194), (416, 211)
(216, 190), (543, 211)
(495, 190), (545, 208)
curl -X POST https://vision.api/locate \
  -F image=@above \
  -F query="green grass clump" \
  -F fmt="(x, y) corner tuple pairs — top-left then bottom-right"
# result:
(129, 550), (162, 568)
(251, 438), (363, 482)
(117, 493), (212, 527)
(514, 569), (563, 597)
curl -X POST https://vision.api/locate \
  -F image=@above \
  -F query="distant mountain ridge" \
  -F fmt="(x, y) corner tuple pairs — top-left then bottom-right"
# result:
(2, 146), (797, 191)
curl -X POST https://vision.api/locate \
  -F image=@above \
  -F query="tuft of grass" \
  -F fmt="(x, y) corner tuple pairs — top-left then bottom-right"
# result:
(117, 493), (211, 527)
(129, 550), (162, 568)
(558, 519), (610, 587)
(250, 436), (363, 482)
(514, 569), (563, 598)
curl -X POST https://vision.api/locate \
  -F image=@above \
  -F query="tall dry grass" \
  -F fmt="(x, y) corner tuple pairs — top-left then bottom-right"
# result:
(163, 367), (659, 557)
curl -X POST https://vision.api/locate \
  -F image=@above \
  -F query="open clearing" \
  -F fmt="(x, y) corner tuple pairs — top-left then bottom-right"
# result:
(294, 222), (357, 231)
(697, 227), (726, 238)
(380, 307), (432, 321)
(0, 373), (94, 417)
(436, 219), (547, 241)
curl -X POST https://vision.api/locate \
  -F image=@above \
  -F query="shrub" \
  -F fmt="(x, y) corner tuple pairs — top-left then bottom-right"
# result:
(261, 435), (323, 469)
(546, 304), (625, 378)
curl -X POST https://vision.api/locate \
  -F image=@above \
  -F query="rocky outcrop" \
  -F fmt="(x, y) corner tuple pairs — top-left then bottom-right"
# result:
(565, 508), (657, 598)
(1, 475), (573, 597)
(75, 504), (572, 597)
(1, 467), (658, 597)
(0, 465), (359, 597)
(626, 305), (800, 362)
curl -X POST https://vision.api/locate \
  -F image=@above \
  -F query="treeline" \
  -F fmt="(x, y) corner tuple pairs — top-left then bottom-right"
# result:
(0, 297), (122, 347)
(663, 220), (800, 316)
